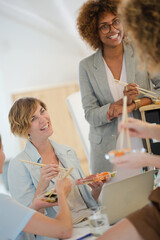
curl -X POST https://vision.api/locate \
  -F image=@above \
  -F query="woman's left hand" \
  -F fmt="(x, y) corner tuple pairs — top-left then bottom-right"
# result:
(87, 174), (110, 202)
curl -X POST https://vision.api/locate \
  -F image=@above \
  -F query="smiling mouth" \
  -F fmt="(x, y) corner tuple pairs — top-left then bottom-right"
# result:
(108, 33), (119, 39)
(40, 123), (49, 131)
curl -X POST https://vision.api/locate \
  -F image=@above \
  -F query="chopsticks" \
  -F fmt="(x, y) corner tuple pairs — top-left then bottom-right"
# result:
(119, 96), (131, 151)
(19, 159), (70, 172)
(62, 167), (74, 179)
(114, 79), (158, 100)
(20, 160), (45, 167)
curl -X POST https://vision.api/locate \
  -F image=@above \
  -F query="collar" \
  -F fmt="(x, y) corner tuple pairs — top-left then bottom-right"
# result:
(123, 42), (134, 57)
(24, 139), (71, 163)
(93, 49), (103, 69)
(93, 42), (134, 70)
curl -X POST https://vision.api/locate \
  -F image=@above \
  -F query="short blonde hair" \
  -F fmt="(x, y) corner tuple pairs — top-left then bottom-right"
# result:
(8, 97), (47, 138)
(119, 0), (160, 73)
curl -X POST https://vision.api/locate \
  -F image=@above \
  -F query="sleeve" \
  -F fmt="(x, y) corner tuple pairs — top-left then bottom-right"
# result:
(0, 194), (35, 240)
(79, 60), (111, 127)
(150, 73), (160, 96)
(8, 156), (36, 207)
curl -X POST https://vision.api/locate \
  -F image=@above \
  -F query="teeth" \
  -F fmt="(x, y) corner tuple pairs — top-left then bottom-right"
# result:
(41, 123), (49, 130)
(109, 33), (118, 39)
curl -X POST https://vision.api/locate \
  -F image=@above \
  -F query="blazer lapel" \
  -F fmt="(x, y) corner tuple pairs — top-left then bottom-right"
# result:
(50, 140), (82, 181)
(124, 43), (135, 84)
(93, 49), (114, 103)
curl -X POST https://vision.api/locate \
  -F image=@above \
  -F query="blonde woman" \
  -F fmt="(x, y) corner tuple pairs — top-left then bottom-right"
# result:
(8, 97), (108, 240)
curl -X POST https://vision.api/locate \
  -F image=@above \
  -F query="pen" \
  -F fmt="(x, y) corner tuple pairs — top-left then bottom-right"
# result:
(76, 233), (93, 240)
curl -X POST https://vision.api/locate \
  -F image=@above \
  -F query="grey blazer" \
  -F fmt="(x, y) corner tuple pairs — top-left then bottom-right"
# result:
(8, 140), (97, 240)
(79, 43), (160, 174)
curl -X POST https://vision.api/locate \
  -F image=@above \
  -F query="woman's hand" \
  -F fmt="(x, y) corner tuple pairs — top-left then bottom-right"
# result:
(107, 103), (123, 121)
(55, 178), (72, 198)
(119, 117), (152, 139)
(107, 101), (135, 121)
(30, 197), (58, 211)
(123, 83), (139, 105)
(86, 174), (110, 202)
(38, 163), (60, 193)
(112, 152), (151, 169)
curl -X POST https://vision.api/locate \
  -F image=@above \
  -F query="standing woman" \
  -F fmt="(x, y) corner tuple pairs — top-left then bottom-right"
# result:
(97, 0), (160, 239)
(77, 0), (160, 175)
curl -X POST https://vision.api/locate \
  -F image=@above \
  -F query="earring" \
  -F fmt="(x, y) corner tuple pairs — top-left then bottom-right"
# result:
(28, 134), (32, 142)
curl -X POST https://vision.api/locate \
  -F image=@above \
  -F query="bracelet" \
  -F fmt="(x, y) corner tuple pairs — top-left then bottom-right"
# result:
(133, 99), (141, 110)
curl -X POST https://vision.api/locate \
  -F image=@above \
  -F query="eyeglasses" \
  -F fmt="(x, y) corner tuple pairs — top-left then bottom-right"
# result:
(98, 19), (121, 34)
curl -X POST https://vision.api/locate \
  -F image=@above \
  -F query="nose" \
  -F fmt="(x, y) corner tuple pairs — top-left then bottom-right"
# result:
(109, 24), (117, 32)
(38, 115), (45, 123)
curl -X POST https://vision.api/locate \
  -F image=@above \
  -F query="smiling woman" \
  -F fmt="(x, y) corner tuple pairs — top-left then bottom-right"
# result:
(7, 97), (109, 240)
(76, 0), (160, 176)
(9, 98), (47, 138)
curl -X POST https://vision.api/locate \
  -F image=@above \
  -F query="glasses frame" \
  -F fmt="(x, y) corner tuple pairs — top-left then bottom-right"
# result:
(98, 19), (121, 35)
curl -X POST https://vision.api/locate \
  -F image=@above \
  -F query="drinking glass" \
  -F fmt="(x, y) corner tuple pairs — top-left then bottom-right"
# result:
(88, 207), (109, 236)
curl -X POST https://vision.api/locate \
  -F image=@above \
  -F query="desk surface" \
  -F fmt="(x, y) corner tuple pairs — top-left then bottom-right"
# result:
(66, 226), (97, 240)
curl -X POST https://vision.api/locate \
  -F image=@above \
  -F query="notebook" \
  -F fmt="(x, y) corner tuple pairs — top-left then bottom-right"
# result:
(100, 170), (155, 225)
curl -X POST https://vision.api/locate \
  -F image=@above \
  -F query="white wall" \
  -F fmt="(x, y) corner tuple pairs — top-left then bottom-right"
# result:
(0, 0), (93, 159)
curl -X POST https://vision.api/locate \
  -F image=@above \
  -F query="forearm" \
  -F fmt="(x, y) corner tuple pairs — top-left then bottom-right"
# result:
(139, 97), (152, 107)
(97, 218), (142, 240)
(132, 97), (152, 111)
(29, 201), (45, 213)
(145, 154), (160, 169)
(34, 182), (46, 199)
(148, 124), (160, 141)
(24, 210), (72, 239)
(55, 193), (72, 227)
(31, 183), (48, 213)
(25, 193), (72, 238)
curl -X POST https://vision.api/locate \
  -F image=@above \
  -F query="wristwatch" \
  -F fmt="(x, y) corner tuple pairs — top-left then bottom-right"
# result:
(133, 99), (141, 110)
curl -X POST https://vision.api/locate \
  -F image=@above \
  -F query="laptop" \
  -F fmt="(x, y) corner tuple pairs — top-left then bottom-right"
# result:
(100, 170), (155, 225)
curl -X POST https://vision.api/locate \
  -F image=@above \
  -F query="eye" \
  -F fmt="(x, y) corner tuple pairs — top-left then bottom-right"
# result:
(99, 24), (109, 31)
(40, 108), (45, 114)
(113, 19), (120, 26)
(31, 116), (35, 122)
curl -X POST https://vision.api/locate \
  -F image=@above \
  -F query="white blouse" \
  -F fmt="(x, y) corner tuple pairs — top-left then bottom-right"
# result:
(103, 55), (143, 181)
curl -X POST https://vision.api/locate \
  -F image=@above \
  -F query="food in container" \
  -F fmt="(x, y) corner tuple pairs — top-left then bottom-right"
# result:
(75, 171), (117, 185)
(38, 188), (58, 203)
(105, 148), (146, 163)
(153, 99), (160, 105)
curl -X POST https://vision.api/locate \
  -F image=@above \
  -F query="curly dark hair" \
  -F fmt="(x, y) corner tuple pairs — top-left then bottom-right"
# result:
(77, 0), (120, 50)
(119, 0), (160, 73)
